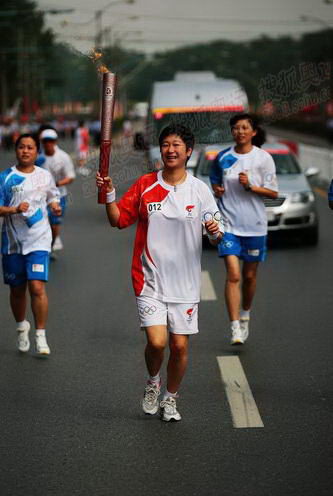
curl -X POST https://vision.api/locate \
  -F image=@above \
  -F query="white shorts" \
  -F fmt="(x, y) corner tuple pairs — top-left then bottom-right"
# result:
(77, 150), (88, 160)
(136, 295), (199, 335)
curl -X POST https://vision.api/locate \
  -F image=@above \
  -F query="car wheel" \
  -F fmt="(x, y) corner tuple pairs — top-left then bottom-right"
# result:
(303, 225), (319, 246)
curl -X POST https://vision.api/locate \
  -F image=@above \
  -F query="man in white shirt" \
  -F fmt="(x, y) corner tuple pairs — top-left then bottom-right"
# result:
(40, 129), (76, 254)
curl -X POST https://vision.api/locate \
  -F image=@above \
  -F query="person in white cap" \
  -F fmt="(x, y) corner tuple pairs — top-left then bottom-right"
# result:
(40, 129), (76, 256)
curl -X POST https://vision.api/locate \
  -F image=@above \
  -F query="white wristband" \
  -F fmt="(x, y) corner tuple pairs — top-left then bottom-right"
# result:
(207, 232), (220, 240)
(106, 189), (116, 204)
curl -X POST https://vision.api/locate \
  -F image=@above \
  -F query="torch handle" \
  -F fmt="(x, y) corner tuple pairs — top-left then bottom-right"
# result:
(98, 141), (112, 204)
(98, 71), (117, 204)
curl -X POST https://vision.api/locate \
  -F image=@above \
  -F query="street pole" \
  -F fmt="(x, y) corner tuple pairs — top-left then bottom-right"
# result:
(95, 10), (102, 47)
(94, 0), (135, 48)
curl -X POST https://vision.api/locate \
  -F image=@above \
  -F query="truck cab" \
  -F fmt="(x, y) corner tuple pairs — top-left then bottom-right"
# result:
(145, 71), (249, 171)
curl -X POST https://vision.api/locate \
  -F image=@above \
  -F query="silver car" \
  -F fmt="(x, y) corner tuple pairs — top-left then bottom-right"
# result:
(195, 142), (319, 245)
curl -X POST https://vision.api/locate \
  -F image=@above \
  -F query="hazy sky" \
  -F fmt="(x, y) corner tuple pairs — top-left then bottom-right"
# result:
(38, 0), (333, 54)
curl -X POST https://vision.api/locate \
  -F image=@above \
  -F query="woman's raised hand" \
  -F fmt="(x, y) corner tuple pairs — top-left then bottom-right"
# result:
(238, 172), (249, 187)
(205, 219), (220, 237)
(96, 171), (114, 192)
(16, 202), (29, 213)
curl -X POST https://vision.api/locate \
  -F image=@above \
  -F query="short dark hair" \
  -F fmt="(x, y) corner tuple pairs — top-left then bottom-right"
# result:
(229, 113), (266, 147)
(158, 123), (195, 150)
(15, 133), (40, 150)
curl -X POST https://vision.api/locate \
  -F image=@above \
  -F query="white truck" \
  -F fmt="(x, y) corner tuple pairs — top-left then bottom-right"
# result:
(145, 71), (249, 170)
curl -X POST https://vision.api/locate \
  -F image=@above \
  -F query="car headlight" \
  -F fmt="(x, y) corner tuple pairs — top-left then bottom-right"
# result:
(290, 191), (315, 203)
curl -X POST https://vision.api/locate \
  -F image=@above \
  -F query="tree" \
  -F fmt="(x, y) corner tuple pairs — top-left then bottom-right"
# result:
(0, 0), (55, 113)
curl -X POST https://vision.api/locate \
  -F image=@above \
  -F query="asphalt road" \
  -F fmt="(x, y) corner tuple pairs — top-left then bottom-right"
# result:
(0, 143), (332, 496)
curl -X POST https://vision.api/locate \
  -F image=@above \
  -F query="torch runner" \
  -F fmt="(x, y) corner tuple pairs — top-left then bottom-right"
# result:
(98, 71), (117, 204)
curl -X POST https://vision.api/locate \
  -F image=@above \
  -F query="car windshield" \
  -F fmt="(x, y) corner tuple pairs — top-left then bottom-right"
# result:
(150, 111), (233, 145)
(270, 153), (302, 174)
(199, 155), (219, 176)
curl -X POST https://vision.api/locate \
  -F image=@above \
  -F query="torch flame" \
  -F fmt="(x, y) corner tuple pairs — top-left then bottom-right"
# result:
(89, 48), (103, 62)
(89, 48), (111, 75)
(98, 64), (109, 74)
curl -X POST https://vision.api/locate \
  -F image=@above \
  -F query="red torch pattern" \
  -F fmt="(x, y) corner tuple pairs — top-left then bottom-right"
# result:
(98, 71), (117, 204)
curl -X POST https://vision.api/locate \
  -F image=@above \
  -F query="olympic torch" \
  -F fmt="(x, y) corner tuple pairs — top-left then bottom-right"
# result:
(98, 71), (117, 204)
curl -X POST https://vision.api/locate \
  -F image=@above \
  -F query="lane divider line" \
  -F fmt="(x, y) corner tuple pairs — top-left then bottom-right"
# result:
(217, 356), (264, 428)
(201, 271), (217, 301)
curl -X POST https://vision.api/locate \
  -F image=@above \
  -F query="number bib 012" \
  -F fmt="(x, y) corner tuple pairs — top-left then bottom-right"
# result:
(147, 202), (162, 214)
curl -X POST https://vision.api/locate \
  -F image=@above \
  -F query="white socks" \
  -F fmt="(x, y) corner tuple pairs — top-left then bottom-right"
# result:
(16, 321), (27, 330)
(240, 309), (251, 320)
(231, 310), (251, 329)
(163, 390), (178, 401)
(148, 373), (161, 385)
(147, 375), (177, 399)
(16, 323), (46, 336)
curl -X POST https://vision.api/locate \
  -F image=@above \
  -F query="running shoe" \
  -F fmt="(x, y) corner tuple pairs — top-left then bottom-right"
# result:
(142, 381), (161, 415)
(17, 320), (31, 352)
(53, 236), (63, 251)
(240, 317), (250, 342)
(35, 332), (51, 356)
(231, 327), (244, 345)
(160, 396), (181, 422)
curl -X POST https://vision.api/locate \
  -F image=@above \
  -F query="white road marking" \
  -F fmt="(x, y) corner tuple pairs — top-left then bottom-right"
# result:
(201, 271), (217, 301)
(217, 356), (264, 428)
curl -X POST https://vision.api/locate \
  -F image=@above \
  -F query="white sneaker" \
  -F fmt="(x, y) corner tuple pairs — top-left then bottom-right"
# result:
(240, 318), (249, 342)
(231, 327), (244, 345)
(142, 382), (161, 415)
(35, 332), (50, 356)
(53, 236), (63, 251)
(160, 396), (181, 422)
(17, 320), (31, 352)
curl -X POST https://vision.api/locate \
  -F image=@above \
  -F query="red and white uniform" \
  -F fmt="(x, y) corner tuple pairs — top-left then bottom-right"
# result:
(75, 127), (89, 159)
(117, 171), (223, 303)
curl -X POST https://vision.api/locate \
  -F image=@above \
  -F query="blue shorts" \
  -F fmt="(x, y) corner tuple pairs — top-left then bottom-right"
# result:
(48, 196), (67, 225)
(218, 232), (267, 262)
(2, 251), (50, 287)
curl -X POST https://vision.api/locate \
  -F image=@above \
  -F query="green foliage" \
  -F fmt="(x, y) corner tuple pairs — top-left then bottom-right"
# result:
(0, 0), (55, 111)
(43, 43), (146, 106)
(1, 3), (332, 116)
(125, 32), (332, 105)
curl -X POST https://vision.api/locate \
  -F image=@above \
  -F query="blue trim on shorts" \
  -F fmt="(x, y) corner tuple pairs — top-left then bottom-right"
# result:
(48, 196), (67, 225)
(2, 251), (50, 286)
(218, 232), (267, 262)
